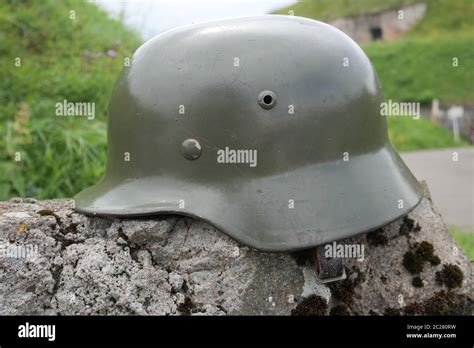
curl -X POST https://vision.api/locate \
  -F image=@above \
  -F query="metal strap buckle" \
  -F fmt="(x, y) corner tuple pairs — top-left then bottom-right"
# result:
(313, 244), (346, 283)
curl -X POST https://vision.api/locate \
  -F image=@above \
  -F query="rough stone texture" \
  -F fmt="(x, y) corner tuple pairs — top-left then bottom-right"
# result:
(340, 183), (472, 315)
(0, 182), (471, 315)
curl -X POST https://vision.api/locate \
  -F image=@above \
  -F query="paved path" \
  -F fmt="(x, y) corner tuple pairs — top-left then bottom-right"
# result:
(401, 147), (474, 229)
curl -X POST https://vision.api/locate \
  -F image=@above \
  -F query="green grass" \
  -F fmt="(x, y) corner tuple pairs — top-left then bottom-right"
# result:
(387, 116), (469, 152)
(0, 0), (140, 199)
(449, 226), (474, 261)
(365, 37), (474, 104)
(406, 0), (474, 38)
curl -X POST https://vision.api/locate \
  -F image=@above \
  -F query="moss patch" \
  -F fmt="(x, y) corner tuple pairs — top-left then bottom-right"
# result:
(290, 249), (314, 266)
(424, 291), (473, 315)
(399, 216), (421, 237)
(403, 302), (425, 315)
(292, 295), (328, 316)
(328, 278), (355, 304)
(435, 264), (464, 289)
(177, 297), (195, 315)
(412, 276), (424, 288)
(366, 228), (388, 246)
(402, 250), (424, 274)
(402, 241), (440, 274)
(416, 241), (436, 260)
(430, 255), (441, 266)
(384, 307), (401, 316)
(328, 267), (366, 305)
(330, 305), (351, 316)
(387, 291), (473, 316)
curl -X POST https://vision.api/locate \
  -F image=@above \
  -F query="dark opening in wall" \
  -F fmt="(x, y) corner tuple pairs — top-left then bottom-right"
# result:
(370, 27), (383, 40)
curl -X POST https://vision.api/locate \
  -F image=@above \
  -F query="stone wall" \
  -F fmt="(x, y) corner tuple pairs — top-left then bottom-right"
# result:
(329, 3), (427, 43)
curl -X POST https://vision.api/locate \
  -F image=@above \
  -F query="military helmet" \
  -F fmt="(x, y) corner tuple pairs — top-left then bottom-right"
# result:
(74, 15), (423, 251)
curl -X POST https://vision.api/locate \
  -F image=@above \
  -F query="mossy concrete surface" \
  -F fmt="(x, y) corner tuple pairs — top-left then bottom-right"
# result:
(0, 182), (471, 315)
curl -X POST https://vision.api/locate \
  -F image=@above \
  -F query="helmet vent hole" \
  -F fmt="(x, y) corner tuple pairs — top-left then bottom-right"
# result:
(258, 90), (277, 110)
(263, 95), (273, 105)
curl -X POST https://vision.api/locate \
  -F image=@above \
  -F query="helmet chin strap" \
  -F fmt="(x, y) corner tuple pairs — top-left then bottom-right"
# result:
(313, 244), (347, 283)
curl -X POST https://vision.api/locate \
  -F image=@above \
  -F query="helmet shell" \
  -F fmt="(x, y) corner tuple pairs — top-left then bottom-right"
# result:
(74, 15), (423, 251)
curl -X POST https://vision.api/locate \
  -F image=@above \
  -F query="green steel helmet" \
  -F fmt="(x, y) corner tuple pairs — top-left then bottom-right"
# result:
(74, 15), (423, 251)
